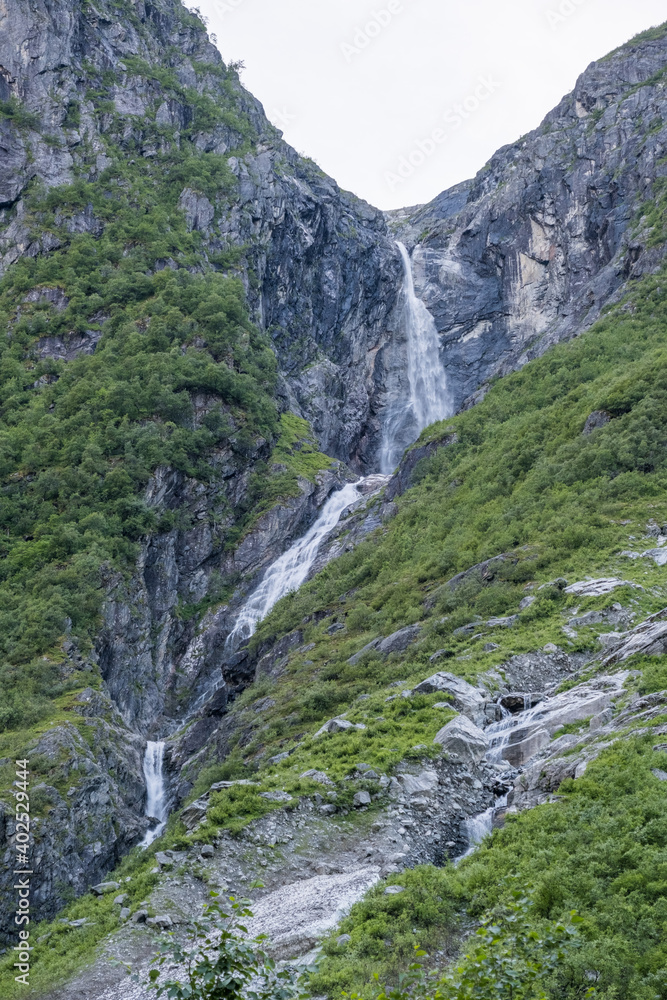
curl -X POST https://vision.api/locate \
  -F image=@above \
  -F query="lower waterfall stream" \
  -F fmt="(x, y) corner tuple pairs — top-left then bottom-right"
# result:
(138, 241), (454, 849)
(140, 741), (168, 848)
(225, 480), (363, 652)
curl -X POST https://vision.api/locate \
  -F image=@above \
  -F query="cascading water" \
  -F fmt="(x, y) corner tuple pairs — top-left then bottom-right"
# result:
(380, 242), (454, 474)
(225, 481), (362, 652)
(140, 741), (168, 848)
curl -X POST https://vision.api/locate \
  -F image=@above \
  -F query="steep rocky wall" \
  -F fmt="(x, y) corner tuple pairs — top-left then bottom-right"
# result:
(0, 0), (404, 471)
(394, 29), (667, 409)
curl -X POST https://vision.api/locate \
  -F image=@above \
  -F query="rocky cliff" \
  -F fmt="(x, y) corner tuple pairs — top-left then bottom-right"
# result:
(1, 0), (667, 965)
(393, 26), (667, 409)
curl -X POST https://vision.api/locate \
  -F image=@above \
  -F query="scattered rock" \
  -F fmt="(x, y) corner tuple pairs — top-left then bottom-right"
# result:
(583, 410), (612, 435)
(499, 693), (542, 714)
(314, 718), (366, 738)
(353, 790), (372, 808)
(377, 626), (421, 655)
(429, 649), (453, 663)
(564, 578), (640, 597)
(412, 671), (485, 723)
(433, 716), (489, 763)
(300, 769), (335, 786)
(90, 881), (120, 896)
(181, 798), (208, 831)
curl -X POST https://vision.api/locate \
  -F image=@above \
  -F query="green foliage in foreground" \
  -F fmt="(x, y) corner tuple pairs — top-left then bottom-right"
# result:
(355, 896), (590, 1000)
(312, 737), (667, 999)
(144, 893), (308, 1000)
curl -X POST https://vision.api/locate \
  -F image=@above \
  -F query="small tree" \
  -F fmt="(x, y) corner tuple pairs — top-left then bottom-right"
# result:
(144, 892), (310, 1000)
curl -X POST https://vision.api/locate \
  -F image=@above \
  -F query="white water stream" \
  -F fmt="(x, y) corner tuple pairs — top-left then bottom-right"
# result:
(140, 741), (168, 848)
(138, 242), (456, 843)
(460, 701), (540, 855)
(380, 242), (454, 473)
(225, 481), (363, 652)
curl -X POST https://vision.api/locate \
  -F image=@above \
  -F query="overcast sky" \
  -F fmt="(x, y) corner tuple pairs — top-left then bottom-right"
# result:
(195, 0), (666, 210)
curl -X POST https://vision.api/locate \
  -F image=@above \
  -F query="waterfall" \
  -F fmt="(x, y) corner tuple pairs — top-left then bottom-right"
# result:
(380, 242), (454, 474)
(140, 741), (168, 848)
(225, 481), (362, 652)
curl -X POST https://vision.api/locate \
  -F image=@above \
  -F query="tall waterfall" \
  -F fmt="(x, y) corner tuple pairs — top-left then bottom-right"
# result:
(140, 741), (168, 848)
(225, 481), (362, 652)
(380, 242), (453, 473)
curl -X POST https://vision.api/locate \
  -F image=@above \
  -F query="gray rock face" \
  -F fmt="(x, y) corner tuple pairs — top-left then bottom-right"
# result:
(0, 690), (147, 937)
(433, 715), (489, 763)
(99, 463), (352, 731)
(395, 31), (667, 409)
(412, 672), (486, 724)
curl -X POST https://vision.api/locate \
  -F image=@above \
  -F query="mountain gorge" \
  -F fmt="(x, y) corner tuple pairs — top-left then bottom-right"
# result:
(1, 2), (667, 997)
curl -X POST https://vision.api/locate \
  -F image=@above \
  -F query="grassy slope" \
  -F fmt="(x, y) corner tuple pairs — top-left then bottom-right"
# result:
(6, 225), (667, 995)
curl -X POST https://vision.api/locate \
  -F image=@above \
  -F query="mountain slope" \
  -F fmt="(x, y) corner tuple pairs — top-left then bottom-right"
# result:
(1, 4), (667, 997)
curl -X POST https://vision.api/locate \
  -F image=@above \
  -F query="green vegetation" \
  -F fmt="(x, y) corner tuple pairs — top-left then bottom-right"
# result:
(145, 893), (307, 1000)
(312, 737), (667, 999)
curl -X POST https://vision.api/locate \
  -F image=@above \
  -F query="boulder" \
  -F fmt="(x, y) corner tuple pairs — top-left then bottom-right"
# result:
(181, 798), (208, 831)
(502, 726), (551, 767)
(314, 718), (366, 738)
(412, 671), (485, 722)
(398, 770), (439, 797)
(353, 790), (372, 808)
(384, 886), (405, 895)
(564, 578), (639, 597)
(377, 626), (421, 655)
(433, 716), (489, 762)
(583, 410), (612, 435)
(200, 845), (215, 858)
(347, 639), (382, 665)
(131, 910), (149, 924)
(300, 769), (335, 786)
(90, 881), (120, 896)
(155, 852), (174, 868)
(499, 692), (542, 713)
(347, 626), (421, 664)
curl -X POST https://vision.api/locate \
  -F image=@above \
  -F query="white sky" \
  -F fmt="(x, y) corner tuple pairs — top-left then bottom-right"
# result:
(195, 0), (667, 210)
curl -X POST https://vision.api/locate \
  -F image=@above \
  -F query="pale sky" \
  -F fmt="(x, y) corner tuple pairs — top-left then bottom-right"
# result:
(195, 0), (667, 210)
